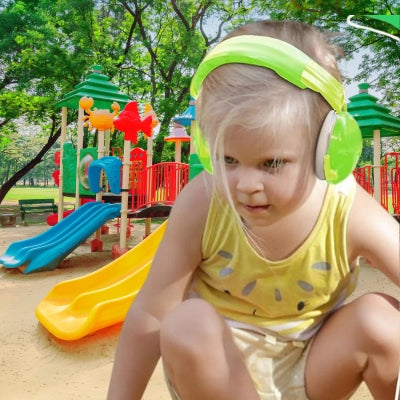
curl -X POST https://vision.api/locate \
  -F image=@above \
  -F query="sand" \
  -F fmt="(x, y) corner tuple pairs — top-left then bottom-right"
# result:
(0, 220), (397, 399)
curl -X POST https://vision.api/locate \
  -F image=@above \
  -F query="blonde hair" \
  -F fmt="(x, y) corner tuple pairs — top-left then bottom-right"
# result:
(195, 20), (344, 244)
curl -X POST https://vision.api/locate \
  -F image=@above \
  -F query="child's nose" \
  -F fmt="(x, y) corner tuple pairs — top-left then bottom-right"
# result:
(236, 168), (264, 194)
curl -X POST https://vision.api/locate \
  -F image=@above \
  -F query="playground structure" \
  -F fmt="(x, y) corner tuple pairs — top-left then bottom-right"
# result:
(0, 92), (189, 335)
(31, 102), (188, 337)
(0, 202), (121, 274)
(0, 100), (189, 274)
(35, 222), (167, 340)
(354, 151), (400, 216)
(0, 64), (191, 273)
(52, 73), (190, 254)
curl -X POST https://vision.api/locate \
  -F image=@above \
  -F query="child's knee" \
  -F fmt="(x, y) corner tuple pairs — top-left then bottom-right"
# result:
(160, 299), (224, 359)
(353, 293), (399, 353)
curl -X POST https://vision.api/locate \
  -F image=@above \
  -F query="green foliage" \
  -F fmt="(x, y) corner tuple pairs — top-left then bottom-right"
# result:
(0, 135), (11, 152)
(358, 139), (374, 166)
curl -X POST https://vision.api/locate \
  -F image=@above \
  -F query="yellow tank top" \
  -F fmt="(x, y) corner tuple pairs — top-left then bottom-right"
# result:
(194, 176), (359, 340)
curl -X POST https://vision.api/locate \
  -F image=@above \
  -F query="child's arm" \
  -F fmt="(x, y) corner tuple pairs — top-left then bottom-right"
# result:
(107, 172), (212, 400)
(348, 184), (399, 286)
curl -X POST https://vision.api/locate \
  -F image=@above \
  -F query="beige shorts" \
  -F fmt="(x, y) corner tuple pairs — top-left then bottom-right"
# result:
(165, 326), (311, 400)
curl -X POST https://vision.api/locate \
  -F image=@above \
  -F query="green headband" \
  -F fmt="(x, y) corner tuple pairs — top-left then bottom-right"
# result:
(190, 35), (346, 112)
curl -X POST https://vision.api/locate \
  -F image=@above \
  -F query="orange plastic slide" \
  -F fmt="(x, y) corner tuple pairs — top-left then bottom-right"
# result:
(36, 222), (167, 340)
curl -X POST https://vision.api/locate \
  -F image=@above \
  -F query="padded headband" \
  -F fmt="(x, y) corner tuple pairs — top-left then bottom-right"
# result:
(190, 35), (346, 112)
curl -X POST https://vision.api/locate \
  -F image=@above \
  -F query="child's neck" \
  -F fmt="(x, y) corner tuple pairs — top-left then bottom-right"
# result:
(246, 179), (328, 261)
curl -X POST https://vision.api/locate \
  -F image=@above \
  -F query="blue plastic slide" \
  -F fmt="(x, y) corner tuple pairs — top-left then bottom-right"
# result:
(0, 202), (121, 274)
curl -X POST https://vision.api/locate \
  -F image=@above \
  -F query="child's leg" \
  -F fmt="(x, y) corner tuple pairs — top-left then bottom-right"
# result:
(160, 298), (259, 400)
(305, 292), (399, 400)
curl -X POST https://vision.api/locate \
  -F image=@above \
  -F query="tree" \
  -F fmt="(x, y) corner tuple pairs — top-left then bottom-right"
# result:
(0, 0), (96, 201)
(0, 0), (256, 202)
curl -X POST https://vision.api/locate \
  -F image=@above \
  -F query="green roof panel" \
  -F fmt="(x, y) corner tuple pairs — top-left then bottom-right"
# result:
(347, 83), (400, 139)
(55, 66), (130, 110)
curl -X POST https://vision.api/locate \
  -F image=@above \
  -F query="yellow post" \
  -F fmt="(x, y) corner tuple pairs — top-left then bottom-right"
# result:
(58, 107), (67, 222)
(75, 106), (84, 210)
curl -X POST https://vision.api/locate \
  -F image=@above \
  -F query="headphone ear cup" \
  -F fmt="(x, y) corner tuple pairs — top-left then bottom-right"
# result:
(315, 110), (336, 181)
(315, 111), (363, 184)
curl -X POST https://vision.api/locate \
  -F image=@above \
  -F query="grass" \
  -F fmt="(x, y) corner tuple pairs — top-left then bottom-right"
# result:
(387, 197), (394, 214)
(3, 186), (73, 204)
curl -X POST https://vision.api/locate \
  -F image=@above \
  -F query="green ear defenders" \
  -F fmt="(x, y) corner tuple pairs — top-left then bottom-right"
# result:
(190, 35), (362, 184)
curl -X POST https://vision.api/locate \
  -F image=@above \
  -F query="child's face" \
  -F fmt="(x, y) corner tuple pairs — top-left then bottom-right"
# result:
(218, 126), (316, 227)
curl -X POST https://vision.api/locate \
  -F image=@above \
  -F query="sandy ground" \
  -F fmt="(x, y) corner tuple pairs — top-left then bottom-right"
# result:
(0, 218), (398, 399)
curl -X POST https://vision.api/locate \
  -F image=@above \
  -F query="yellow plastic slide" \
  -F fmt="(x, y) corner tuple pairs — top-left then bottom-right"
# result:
(36, 221), (167, 340)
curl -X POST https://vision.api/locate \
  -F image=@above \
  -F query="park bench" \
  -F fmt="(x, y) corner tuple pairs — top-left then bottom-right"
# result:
(19, 199), (58, 222)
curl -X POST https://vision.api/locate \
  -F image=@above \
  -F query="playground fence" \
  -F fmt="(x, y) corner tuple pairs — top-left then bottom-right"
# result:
(354, 151), (400, 215)
(131, 162), (189, 211)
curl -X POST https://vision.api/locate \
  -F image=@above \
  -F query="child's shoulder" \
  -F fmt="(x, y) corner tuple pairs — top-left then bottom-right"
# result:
(347, 176), (399, 278)
(167, 171), (213, 232)
(347, 175), (389, 239)
(349, 177), (388, 220)
(174, 171), (213, 208)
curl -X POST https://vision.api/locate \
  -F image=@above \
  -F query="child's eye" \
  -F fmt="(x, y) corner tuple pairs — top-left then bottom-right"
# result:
(224, 156), (236, 165)
(264, 159), (285, 170)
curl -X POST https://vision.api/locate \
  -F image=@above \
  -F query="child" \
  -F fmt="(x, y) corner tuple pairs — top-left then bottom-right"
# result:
(107, 20), (399, 400)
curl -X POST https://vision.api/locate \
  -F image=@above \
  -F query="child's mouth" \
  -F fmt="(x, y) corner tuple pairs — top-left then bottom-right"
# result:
(243, 204), (271, 214)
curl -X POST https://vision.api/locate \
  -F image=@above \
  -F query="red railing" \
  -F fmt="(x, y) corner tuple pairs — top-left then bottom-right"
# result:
(391, 167), (400, 215)
(383, 152), (400, 214)
(131, 162), (189, 211)
(354, 152), (400, 215)
(380, 165), (389, 211)
(354, 166), (374, 195)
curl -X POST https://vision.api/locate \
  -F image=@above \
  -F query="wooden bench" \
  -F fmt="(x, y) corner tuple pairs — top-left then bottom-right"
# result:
(19, 199), (58, 222)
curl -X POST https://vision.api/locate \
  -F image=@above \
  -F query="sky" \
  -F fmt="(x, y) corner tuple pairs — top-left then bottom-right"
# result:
(339, 49), (380, 101)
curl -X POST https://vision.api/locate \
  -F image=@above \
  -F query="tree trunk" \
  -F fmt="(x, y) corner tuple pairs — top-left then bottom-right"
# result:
(0, 127), (61, 203)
